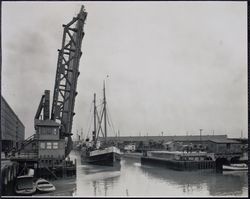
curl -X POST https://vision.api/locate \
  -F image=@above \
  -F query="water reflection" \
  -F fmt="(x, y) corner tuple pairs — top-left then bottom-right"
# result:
(208, 171), (248, 196)
(91, 175), (117, 196)
(139, 162), (212, 195)
(70, 151), (247, 197)
(139, 159), (248, 196)
(74, 152), (121, 196)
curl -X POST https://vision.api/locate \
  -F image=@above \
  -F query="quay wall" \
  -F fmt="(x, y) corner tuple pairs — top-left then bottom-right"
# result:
(1, 161), (19, 195)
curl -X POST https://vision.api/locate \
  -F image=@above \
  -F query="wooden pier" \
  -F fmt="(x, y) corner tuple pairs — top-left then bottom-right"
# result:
(1, 159), (19, 195)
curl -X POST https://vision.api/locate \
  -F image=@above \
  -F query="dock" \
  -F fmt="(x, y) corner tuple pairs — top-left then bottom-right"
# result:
(1, 155), (19, 195)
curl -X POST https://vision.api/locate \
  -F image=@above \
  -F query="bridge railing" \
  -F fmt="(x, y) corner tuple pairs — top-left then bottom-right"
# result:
(10, 152), (38, 160)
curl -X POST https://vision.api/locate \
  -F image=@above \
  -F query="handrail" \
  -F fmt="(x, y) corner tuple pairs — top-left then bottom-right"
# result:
(10, 152), (38, 159)
(14, 134), (38, 153)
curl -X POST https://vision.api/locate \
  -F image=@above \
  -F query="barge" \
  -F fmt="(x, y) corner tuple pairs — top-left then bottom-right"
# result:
(141, 150), (215, 170)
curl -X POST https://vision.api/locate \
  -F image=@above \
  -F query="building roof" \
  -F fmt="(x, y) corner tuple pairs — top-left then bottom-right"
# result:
(208, 138), (240, 144)
(150, 151), (208, 156)
(100, 135), (228, 142)
(163, 141), (174, 145)
(34, 119), (60, 127)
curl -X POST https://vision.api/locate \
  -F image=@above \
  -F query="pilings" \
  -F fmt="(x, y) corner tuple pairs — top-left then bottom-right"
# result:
(36, 159), (76, 180)
(1, 161), (19, 195)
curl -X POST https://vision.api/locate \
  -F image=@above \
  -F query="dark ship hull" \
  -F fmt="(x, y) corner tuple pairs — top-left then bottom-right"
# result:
(81, 146), (121, 166)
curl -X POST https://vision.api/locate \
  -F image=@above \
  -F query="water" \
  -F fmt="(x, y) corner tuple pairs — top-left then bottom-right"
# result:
(67, 151), (248, 197)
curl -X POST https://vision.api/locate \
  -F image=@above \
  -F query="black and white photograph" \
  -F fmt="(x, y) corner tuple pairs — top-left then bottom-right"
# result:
(1, 1), (248, 197)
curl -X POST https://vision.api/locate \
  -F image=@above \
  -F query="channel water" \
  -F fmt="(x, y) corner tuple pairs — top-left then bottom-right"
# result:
(67, 151), (248, 197)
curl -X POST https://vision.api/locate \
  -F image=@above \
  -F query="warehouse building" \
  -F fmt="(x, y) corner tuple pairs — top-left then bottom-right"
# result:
(98, 134), (228, 150)
(1, 96), (25, 151)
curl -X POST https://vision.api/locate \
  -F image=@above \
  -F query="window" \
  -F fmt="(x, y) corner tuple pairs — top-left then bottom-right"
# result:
(40, 127), (51, 134)
(53, 142), (58, 149)
(189, 157), (194, 161)
(53, 128), (58, 135)
(40, 142), (45, 149)
(47, 142), (52, 149)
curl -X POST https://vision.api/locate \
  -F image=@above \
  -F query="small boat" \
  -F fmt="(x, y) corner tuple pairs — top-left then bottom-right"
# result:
(14, 175), (36, 195)
(141, 150), (216, 170)
(27, 168), (34, 177)
(36, 178), (56, 193)
(222, 163), (248, 171)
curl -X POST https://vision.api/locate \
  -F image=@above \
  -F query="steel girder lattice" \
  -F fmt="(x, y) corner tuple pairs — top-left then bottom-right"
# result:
(51, 6), (87, 148)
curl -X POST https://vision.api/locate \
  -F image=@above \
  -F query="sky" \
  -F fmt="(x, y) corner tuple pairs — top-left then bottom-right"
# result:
(2, 1), (247, 139)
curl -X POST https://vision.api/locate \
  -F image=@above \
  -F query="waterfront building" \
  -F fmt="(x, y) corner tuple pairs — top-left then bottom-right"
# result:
(35, 120), (65, 162)
(99, 135), (228, 150)
(206, 139), (241, 154)
(1, 96), (25, 150)
(124, 143), (136, 152)
(166, 138), (242, 154)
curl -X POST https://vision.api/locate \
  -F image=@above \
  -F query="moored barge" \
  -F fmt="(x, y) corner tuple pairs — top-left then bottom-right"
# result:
(141, 150), (215, 170)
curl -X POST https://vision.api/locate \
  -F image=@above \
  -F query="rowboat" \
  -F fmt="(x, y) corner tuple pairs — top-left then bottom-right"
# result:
(222, 163), (248, 171)
(14, 175), (36, 195)
(36, 178), (56, 193)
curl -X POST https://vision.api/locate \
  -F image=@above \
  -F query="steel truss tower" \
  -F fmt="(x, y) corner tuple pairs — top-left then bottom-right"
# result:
(51, 6), (87, 156)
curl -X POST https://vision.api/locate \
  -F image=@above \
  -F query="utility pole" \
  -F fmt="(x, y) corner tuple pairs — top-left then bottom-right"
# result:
(199, 129), (203, 141)
(81, 128), (83, 140)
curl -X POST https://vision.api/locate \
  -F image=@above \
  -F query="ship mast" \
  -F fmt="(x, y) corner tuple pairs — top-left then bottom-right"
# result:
(93, 93), (97, 146)
(103, 81), (107, 144)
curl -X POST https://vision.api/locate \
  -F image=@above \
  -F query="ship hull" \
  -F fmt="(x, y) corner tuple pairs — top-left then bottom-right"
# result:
(87, 151), (121, 166)
(81, 146), (121, 166)
(222, 164), (248, 171)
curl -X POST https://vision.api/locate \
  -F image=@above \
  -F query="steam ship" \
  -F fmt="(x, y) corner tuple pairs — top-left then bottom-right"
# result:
(81, 82), (121, 166)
